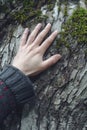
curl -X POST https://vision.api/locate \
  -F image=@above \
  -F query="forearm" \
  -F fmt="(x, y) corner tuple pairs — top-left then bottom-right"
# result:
(0, 79), (16, 124)
(0, 65), (35, 123)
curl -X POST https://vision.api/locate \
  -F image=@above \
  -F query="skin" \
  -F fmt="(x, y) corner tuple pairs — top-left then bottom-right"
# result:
(12, 23), (61, 76)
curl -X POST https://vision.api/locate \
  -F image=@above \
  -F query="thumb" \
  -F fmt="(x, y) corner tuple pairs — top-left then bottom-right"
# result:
(42, 54), (61, 70)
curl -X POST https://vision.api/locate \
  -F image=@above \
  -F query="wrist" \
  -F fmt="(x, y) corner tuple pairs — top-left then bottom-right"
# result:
(12, 64), (27, 76)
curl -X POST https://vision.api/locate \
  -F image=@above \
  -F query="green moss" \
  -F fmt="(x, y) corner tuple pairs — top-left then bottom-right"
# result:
(58, 5), (61, 13)
(59, 0), (68, 4)
(0, 0), (16, 13)
(0, 0), (55, 24)
(64, 3), (68, 17)
(57, 7), (87, 48)
(11, 9), (48, 24)
(0, 2), (8, 13)
(47, 0), (53, 4)
(11, 0), (37, 23)
(85, 0), (87, 5)
(47, 4), (54, 11)
(12, 8), (43, 24)
(58, 0), (68, 18)
(11, 0), (52, 24)
(36, 15), (48, 22)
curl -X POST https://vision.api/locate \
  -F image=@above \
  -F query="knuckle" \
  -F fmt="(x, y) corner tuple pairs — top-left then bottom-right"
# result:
(47, 38), (52, 43)
(21, 37), (25, 41)
(39, 30), (46, 38)
(24, 31), (28, 35)
(38, 34), (44, 40)
(35, 47), (41, 53)
(29, 34), (34, 39)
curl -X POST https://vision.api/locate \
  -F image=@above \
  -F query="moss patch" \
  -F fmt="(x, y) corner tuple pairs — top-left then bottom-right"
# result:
(11, 0), (41, 24)
(0, 0), (55, 24)
(85, 0), (87, 5)
(12, 9), (43, 24)
(0, 2), (8, 13)
(10, 0), (54, 24)
(57, 7), (87, 48)
(63, 1), (68, 17)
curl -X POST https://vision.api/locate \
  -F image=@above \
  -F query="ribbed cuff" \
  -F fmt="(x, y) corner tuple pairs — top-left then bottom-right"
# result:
(0, 65), (35, 107)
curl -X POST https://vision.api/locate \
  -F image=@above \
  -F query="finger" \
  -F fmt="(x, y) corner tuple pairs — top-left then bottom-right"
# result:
(41, 54), (61, 70)
(40, 30), (58, 54)
(26, 23), (42, 45)
(20, 28), (29, 46)
(33, 23), (51, 46)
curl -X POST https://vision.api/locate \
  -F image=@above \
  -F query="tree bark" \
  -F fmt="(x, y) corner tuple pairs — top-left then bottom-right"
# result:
(0, 0), (87, 130)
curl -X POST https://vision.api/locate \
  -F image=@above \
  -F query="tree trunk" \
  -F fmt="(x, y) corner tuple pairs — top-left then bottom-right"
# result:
(0, 0), (87, 130)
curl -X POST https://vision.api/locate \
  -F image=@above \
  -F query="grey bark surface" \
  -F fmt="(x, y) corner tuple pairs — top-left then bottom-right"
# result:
(0, 0), (87, 130)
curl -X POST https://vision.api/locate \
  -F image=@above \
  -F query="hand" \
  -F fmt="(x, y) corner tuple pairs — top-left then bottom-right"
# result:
(12, 23), (61, 76)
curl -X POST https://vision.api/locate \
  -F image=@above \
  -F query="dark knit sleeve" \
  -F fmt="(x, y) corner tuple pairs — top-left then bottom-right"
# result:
(0, 65), (35, 123)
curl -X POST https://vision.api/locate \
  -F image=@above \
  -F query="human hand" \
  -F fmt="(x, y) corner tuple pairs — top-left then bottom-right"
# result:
(12, 23), (61, 76)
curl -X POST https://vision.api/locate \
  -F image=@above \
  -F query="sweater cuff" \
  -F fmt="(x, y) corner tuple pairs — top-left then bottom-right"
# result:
(0, 65), (35, 106)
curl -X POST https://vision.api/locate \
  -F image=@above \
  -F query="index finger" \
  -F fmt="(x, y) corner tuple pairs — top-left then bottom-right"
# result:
(20, 28), (29, 46)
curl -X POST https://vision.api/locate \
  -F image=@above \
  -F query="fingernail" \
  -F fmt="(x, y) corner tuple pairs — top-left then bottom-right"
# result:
(54, 30), (58, 34)
(47, 23), (51, 27)
(58, 54), (62, 59)
(56, 54), (62, 59)
(37, 23), (42, 27)
(53, 54), (62, 64)
(25, 28), (29, 31)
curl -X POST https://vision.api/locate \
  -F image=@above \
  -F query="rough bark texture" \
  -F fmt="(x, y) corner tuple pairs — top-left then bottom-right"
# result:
(0, 0), (87, 130)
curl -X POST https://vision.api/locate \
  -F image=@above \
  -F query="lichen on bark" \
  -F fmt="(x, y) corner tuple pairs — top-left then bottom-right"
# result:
(57, 7), (87, 49)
